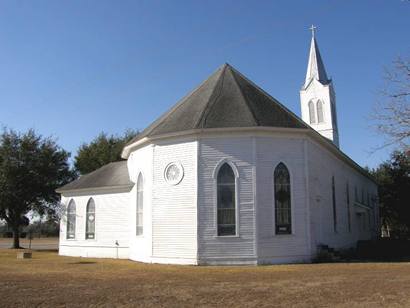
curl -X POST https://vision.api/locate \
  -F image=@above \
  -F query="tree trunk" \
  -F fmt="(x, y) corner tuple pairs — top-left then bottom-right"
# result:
(12, 226), (21, 249)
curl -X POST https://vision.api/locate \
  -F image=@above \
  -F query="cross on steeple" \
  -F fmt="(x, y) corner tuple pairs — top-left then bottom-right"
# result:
(309, 25), (317, 37)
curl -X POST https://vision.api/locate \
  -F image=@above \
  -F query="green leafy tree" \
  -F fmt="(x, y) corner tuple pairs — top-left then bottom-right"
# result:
(74, 130), (137, 175)
(371, 151), (410, 238)
(0, 129), (74, 248)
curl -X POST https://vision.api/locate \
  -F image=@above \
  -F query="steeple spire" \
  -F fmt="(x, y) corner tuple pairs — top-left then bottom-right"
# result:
(304, 25), (329, 89)
(300, 26), (340, 148)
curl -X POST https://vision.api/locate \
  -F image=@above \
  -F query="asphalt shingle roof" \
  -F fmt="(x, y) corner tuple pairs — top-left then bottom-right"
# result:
(57, 64), (375, 193)
(57, 161), (133, 193)
(126, 63), (309, 146)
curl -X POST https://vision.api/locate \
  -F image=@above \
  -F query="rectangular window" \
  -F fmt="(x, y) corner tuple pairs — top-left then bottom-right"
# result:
(346, 182), (351, 233)
(332, 176), (337, 233)
(67, 216), (76, 239)
(355, 186), (358, 202)
(217, 183), (236, 236)
(361, 188), (365, 204)
(85, 214), (95, 239)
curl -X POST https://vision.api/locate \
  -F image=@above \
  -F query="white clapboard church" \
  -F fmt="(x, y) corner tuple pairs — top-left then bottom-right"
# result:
(57, 31), (379, 265)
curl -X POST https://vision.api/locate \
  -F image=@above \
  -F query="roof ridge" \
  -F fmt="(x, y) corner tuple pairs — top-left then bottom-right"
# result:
(198, 64), (227, 128)
(124, 65), (226, 147)
(229, 66), (260, 126)
(229, 65), (309, 129)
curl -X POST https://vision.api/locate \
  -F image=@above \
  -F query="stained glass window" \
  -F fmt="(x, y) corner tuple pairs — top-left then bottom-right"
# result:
(217, 163), (236, 236)
(274, 163), (291, 234)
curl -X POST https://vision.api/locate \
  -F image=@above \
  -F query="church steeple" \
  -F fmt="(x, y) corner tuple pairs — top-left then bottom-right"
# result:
(300, 26), (340, 148)
(304, 25), (330, 89)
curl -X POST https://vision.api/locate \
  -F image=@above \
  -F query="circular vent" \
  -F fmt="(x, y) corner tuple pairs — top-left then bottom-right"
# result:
(164, 162), (184, 185)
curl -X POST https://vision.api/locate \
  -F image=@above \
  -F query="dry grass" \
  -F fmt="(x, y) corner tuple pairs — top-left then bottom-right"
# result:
(1, 250), (410, 307)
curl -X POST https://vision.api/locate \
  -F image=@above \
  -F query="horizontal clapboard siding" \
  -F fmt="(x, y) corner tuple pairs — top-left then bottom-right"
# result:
(59, 191), (132, 259)
(151, 139), (197, 260)
(307, 139), (378, 251)
(255, 137), (309, 259)
(127, 145), (154, 262)
(198, 137), (255, 261)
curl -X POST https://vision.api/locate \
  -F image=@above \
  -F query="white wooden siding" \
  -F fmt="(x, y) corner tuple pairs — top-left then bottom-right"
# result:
(59, 190), (132, 259)
(127, 145), (154, 262)
(151, 138), (198, 263)
(255, 136), (310, 262)
(59, 130), (378, 265)
(197, 137), (256, 263)
(307, 139), (378, 252)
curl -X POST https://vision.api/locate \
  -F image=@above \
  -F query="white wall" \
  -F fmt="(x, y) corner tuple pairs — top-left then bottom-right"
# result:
(59, 189), (132, 259)
(196, 133), (376, 264)
(300, 79), (339, 146)
(256, 136), (311, 263)
(197, 136), (257, 264)
(127, 145), (154, 262)
(307, 139), (378, 252)
(59, 131), (377, 265)
(150, 138), (198, 264)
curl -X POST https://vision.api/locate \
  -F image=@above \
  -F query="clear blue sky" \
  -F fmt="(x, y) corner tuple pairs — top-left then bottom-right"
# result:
(0, 0), (408, 168)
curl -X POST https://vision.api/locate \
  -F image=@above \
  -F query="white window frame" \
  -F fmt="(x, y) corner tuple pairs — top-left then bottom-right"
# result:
(212, 158), (240, 237)
(66, 199), (76, 240)
(85, 198), (96, 240)
(316, 100), (325, 123)
(136, 172), (144, 236)
(272, 161), (295, 236)
(308, 100), (316, 124)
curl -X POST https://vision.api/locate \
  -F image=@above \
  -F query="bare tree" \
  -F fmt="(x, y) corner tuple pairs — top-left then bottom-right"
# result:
(373, 56), (410, 151)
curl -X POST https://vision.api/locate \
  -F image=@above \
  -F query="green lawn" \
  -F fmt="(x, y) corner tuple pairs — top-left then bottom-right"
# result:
(1, 249), (409, 307)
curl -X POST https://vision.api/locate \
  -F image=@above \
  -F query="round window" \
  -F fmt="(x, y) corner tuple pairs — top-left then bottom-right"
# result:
(164, 162), (184, 185)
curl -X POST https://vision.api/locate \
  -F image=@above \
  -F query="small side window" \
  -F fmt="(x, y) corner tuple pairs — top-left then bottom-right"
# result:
(86, 198), (95, 240)
(274, 163), (291, 234)
(66, 200), (76, 239)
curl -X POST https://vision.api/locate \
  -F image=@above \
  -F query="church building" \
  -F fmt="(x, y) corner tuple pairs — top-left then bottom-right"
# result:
(57, 31), (378, 265)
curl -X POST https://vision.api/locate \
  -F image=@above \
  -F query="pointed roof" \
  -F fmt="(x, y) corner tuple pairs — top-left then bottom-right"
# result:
(303, 36), (330, 88)
(125, 63), (309, 147)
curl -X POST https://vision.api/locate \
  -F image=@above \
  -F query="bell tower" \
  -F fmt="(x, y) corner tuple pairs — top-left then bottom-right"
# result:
(300, 26), (339, 147)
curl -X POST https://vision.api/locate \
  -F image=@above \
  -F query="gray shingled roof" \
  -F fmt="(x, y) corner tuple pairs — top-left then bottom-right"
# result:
(57, 161), (133, 193)
(126, 63), (309, 146)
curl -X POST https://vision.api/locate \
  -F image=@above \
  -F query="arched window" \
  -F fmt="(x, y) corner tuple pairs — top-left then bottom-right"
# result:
(346, 182), (351, 233)
(317, 100), (324, 123)
(308, 101), (316, 124)
(86, 198), (95, 239)
(217, 163), (236, 236)
(332, 176), (337, 233)
(136, 173), (144, 236)
(274, 163), (291, 234)
(66, 200), (76, 239)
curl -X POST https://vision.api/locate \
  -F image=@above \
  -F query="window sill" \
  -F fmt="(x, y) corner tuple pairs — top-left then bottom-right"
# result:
(213, 235), (240, 239)
(272, 233), (295, 237)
